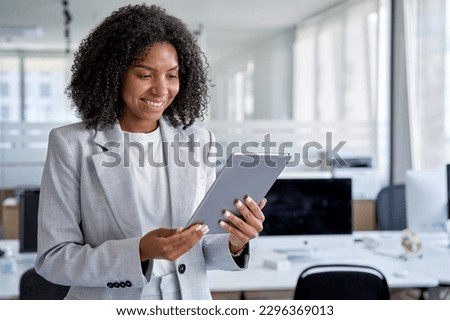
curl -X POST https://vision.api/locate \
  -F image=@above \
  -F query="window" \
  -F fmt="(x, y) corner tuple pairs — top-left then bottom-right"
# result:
(404, 0), (449, 169)
(1, 82), (9, 97)
(1, 105), (10, 119)
(24, 57), (74, 123)
(227, 61), (255, 122)
(40, 83), (51, 97)
(209, 30), (294, 122)
(293, 0), (390, 184)
(0, 55), (76, 123)
(0, 57), (20, 122)
(0, 54), (75, 188)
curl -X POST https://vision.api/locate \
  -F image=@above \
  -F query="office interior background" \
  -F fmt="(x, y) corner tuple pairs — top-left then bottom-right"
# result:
(0, 0), (450, 300)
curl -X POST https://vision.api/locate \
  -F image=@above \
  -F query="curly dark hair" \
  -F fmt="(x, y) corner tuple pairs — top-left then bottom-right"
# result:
(66, 4), (210, 130)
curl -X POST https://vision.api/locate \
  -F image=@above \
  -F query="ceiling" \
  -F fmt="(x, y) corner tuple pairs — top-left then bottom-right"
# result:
(0, 0), (346, 63)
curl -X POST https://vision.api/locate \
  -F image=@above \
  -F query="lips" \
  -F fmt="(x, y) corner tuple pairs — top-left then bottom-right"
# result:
(141, 98), (165, 107)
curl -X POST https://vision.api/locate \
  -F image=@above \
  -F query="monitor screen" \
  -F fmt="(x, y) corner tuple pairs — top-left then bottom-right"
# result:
(19, 189), (40, 253)
(259, 178), (352, 236)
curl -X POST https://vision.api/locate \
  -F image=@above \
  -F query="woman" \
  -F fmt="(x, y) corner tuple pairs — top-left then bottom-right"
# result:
(35, 4), (265, 300)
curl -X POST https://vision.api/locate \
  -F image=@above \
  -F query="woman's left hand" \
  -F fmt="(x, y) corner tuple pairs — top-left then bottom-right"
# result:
(220, 196), (266, 255)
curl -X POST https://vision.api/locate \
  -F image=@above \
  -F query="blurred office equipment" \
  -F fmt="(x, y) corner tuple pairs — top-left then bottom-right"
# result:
(332, 157), (372, 168)
(19, 268), (69, 300)
(260, 178), (352, 236)
(293, 264), (390, 300)
(1, 197), (20, 239)
(331, 156), (380, 200)
(19, 189), (40, 253)
(406, 168), (447, 232)
(375, 184), (407, 230)
(447, 164), (450, 219)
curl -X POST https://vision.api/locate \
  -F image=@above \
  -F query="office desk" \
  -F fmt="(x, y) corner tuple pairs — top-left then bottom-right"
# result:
(208, 232), (447, 299)
(1, 232), (449, 299)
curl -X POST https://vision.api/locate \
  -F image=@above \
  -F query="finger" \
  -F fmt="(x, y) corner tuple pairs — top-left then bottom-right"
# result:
(157, 226), (206, 261)
(168, 226), (208, 259)
(232, 199), (264, 233)
(185, 223), (210, 237)
(168, 224), (208, 247)
(223, 211), (260, 238)
(244, 196), (265, 221)
(140, 226), (207, 261)
(172, 231), (203, 251)
(219, 220), (251, 244)
(258, 197), (267, 210)
(234, 200), (259, 225)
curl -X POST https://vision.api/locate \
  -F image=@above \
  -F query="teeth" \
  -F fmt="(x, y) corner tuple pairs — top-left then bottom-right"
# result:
(142, 99), (164, 107)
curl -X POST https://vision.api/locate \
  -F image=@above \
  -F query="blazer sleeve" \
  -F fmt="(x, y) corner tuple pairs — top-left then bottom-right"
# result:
(35, 128), (148, 288)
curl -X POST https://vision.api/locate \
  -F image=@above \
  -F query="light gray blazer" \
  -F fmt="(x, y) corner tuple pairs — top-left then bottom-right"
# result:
(35, 118), (248, 300)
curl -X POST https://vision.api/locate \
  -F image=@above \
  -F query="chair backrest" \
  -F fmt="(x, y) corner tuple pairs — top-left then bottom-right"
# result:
(19, 268), (69, 300)
(294, 264), (390, 300)
(376, 184), (407, 230)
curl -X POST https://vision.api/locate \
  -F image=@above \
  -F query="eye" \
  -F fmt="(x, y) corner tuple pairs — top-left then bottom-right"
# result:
(167, 74), (178, 80)
(138, 74), (152, 79)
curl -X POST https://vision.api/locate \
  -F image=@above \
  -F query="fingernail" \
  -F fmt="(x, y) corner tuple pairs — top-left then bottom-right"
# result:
(235, 200), (243, 208)
(195, 225), (202, 231)
(201, 225), (209, 234)
(176, 227), (184, 232)
(224, 211), (232, 218)
(245, 196), (253, 204)
(219, 221), (227, 228)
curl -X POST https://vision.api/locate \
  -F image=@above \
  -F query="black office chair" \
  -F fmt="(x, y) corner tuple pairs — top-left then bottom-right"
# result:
(376, 184), (407, 230)
(294, 264), (390, 300)
(19, 268), (69, 300)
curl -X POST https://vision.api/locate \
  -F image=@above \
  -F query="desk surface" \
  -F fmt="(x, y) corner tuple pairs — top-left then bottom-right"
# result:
(208, 232), (444, 292)
(1, 231), (449, 299)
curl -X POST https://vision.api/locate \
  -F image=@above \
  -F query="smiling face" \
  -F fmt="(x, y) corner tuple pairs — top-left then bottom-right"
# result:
(120, 42), (180, 133)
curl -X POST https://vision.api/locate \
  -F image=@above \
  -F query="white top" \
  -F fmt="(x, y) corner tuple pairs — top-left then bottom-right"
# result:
(123, 128), (175, 277)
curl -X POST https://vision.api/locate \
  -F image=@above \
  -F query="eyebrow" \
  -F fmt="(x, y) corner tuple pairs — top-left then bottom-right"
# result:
(134, 64), (179, 72)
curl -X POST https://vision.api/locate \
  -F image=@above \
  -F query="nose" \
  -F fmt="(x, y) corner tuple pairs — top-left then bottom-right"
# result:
(150, 77), (168, 96)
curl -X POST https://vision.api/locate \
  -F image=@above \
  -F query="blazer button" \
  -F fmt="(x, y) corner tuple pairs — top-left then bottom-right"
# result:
(107, 282), (114, 288)
(125, 280), (132, 287)
(178, 264), (186, 274)
(120, 282), (126, 288)
(114, 282), (120, 288)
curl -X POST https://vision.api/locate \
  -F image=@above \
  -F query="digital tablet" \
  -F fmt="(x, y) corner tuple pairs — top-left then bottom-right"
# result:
(186, 153), (291, 233)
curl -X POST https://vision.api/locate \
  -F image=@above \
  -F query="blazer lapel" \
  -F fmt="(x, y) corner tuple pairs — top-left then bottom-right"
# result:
(91, 123), (142, 238)
(160, 119), (198, 228)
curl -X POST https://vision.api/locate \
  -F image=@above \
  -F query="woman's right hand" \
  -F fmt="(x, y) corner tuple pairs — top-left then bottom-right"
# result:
(139, 224), (209, 261)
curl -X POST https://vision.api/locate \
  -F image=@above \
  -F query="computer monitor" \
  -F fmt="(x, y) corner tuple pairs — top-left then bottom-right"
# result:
(19, 189), (40, 253)
(259, 178), (352, 236)
(406, 168), (447, 232)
